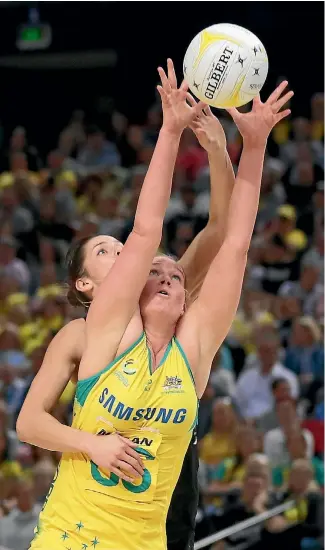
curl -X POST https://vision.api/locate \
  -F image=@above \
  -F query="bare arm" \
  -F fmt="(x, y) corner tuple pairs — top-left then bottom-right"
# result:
(16, 319), (91, 453)
(82, 61), (206, 373)
(178, 108), (235, 302)
(185, 83), (293, 395)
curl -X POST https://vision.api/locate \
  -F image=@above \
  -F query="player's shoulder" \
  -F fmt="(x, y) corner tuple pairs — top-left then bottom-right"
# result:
(47, 318), (85, 366)
(67, 317), (86, 330)
(51, 317), (85, 344)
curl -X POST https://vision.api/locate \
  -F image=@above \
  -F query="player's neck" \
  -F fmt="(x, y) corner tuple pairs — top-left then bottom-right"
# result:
(144, 322), (176, 354)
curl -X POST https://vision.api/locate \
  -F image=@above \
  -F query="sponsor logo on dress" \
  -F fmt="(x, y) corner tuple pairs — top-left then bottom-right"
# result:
(122, 359), (137, 375)
(162, 375), (183, 393)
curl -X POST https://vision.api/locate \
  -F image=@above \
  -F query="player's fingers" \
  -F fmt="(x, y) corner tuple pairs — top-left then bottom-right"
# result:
(122, 453), (144, 476)
(194, 101), (207, 116)
(252, 94), (262, 108)
(204, 105), (213, 117)
(274, 109), (291, 123)
(266, 80), (288, 105)
(117, 460), (142, 479)
(156, 86), (169, 105)
(119, 436), (138, 448)
(157, 67), (172, 93)
(186, 92), (197, 108)
(124, 446), (145, 466)
(272, 90), (294, 113)
(167, 58), (177, 89)
(180, 79), (189, 92)
(110, 467), (133, 483)
(193, 128), (205, 139)
(226, 107), (240, 122)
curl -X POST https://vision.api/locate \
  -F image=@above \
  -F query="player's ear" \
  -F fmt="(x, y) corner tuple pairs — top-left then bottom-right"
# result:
(76, 276), (94, 295)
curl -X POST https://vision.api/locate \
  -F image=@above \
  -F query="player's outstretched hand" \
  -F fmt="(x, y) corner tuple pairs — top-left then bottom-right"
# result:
(157, 58), (207, 135)
(227, 81), (294, 147)
(189, 105), (227, 154)
(88, 432), (144, 482)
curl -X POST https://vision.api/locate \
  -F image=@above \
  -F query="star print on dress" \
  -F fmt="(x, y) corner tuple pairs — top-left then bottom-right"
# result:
(76, 521), (84, 531)
(82, 544), (88, 550)
(91, 538), (100, 547)
(61, 532), (69, 541)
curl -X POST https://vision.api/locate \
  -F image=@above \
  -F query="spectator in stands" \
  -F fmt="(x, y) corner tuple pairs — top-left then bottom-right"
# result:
(204, 426), (260, 498)
(33, 459), (56, 505)
(77, 125), (121, 175)
(0, 323), (28, 372)
(0, 237), (30, 292)
(0, 126), (41, 173)
(255, 162), (286, 234)
(235, 330), (299, 420)
(264, 400), (314, 467)
(0, 425), (21, 478)
(302, 225), (324, 282)
(278, 263), (323, 317)
(251, 234), (297, 295)
(262, 459), (324, 550)
(0, 400), (18, 458)
(285, 317), (324, 405)
(273, 293), (302, 346)
(255, 378), (292, 433)
(0, 477), (41, 550)
(212, 454), (274, 550)
(272, 430), (324, 491)
(0, 184), (35, 238)
(208, 349), (235, 398)
(200, 399), (237, 467)
(95, 188), (124, 238)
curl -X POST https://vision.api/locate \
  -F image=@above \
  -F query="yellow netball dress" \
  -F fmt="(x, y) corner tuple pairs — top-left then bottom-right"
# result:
(30, 332), (197, 550)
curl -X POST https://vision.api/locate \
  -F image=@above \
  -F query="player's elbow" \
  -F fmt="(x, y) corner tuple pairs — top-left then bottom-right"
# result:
(132, 219), (163, 240)
(16, 408), (35, 443)
(16, 415), (28, 443)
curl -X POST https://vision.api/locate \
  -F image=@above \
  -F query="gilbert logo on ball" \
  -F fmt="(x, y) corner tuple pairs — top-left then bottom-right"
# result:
(183, 23), (269, 109)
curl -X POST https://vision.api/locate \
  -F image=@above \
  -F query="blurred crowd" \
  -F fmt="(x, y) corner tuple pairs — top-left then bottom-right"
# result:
(0, 89), (323, 550)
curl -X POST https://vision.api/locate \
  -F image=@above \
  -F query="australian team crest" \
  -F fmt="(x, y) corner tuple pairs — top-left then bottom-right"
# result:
(163, 375), (183, 393)
(122, 359), (137, 375)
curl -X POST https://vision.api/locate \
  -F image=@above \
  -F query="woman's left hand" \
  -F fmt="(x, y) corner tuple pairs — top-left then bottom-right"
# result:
(157, 58), (207, 136)
(227, 81), (294, 147)
(190, 106), (227, 154)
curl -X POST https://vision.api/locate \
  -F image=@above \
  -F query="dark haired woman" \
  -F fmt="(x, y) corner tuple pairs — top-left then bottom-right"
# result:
(18, 65), (293, 549)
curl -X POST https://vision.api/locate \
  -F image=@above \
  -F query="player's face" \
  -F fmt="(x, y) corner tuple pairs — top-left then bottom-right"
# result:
(140, 257), (186, 323)
(78, 235), (123, 292)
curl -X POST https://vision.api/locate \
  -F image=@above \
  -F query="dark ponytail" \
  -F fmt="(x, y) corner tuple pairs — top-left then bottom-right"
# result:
(65, 235), (94, 308)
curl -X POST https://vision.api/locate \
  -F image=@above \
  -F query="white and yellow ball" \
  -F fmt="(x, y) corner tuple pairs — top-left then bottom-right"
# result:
(183, 23), (269, 108)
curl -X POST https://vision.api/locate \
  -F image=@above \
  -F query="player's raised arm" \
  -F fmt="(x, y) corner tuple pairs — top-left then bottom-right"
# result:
(189, 82), (293, 394)
(83, 62), (206, 355)
(178, 106), (235, 301)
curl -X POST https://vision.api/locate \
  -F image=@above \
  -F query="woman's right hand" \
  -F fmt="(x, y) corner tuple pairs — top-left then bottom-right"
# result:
(157, 58), (206, 136)
(87, 433), (145, 482)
